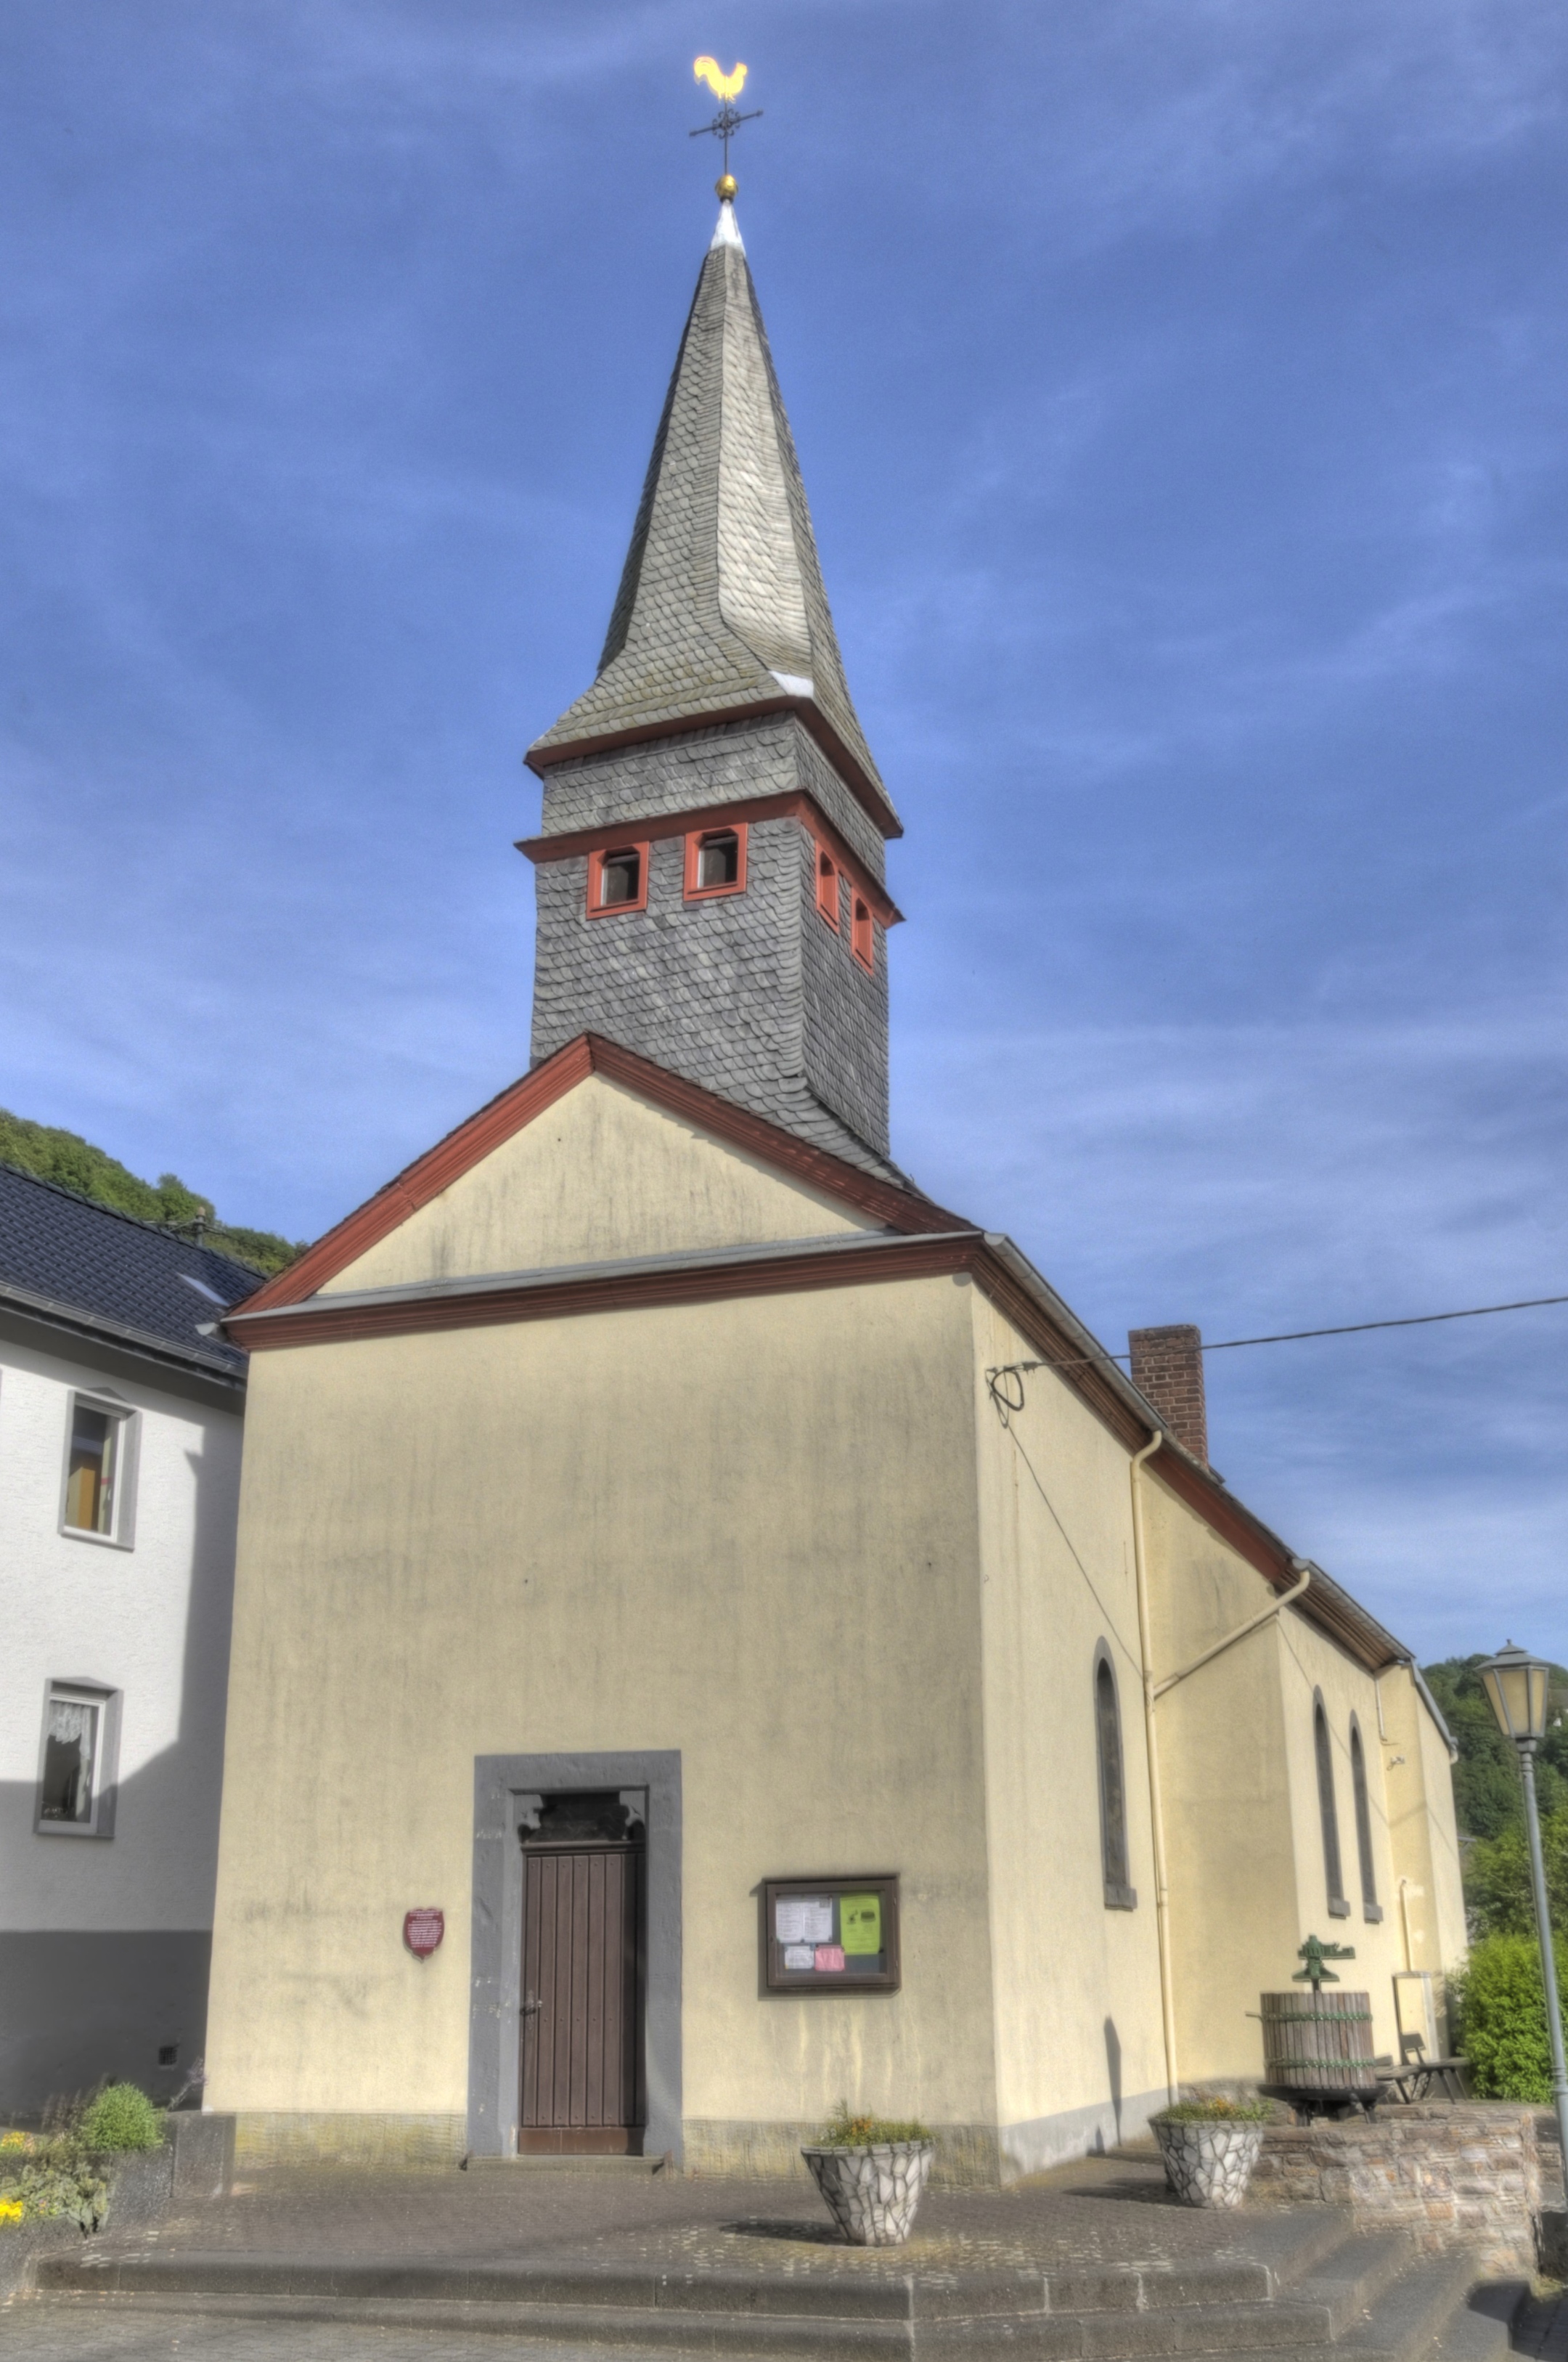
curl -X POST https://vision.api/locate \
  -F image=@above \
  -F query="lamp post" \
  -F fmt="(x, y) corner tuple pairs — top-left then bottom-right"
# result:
(1478, 1642), (1568, 2178)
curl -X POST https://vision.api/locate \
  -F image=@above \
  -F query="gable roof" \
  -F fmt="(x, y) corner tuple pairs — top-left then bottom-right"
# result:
(0, 1162), (256, 1386)
(227, 1033), (969, 1322)
(221, 1033), (1421, 1680)
(526, 204), (899, 843)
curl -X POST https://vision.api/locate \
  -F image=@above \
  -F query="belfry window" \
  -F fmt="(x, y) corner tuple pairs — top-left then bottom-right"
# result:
(815, 845), (841, 929)
(1095, 1650), (1136, 1910)
(685, 825), (746, 899)
(1314, 1696), (1350, 1917)
(1349, 1719), (1382, 1921)
(587, 842), (648, 917)
(851, 895), (875, 974)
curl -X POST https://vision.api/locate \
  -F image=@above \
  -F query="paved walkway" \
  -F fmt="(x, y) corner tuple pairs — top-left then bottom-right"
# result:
(1, 2154), (1554, 2358)
(52, 2153), (1291, 2280)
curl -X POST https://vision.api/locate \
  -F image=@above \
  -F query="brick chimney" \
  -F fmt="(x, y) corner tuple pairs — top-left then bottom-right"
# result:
(1127, 1324), (1208, 1465)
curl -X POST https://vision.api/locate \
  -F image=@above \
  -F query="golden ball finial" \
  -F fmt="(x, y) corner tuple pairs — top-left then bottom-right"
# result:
(716, 173), (738, 202)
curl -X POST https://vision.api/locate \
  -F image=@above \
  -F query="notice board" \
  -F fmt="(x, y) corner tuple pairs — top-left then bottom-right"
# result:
(762, 1875), (900, 1992)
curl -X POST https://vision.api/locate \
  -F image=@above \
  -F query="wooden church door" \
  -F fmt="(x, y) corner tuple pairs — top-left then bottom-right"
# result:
(518, 1795), (645, 2154)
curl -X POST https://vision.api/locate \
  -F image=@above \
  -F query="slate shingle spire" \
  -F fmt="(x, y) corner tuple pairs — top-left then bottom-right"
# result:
(523, 198), (904, 1180)
(528, 201), (899, 842)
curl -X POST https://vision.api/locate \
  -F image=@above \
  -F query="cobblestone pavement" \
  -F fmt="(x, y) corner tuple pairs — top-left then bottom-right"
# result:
(36, 2154), (1270, 2283)
(1, 2304), (634, 2358)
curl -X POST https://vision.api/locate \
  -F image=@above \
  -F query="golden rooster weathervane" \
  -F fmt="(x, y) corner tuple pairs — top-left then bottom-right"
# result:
(690, 57), (761, 198)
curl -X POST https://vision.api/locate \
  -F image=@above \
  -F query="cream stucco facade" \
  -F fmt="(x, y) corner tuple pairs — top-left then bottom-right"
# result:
(205, 1057), (1464, 2178)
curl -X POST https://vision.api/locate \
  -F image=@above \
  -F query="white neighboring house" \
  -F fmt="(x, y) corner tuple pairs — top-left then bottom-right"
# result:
(0, 1164), (255, 2117)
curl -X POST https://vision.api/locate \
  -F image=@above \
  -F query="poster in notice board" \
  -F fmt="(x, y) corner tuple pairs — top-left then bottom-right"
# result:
(762, 1876), (900, 1992)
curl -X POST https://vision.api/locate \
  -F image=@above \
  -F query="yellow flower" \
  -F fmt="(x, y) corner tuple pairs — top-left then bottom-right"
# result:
(0, 2198), (24, 2223)
(0, 2133), (27, 2150)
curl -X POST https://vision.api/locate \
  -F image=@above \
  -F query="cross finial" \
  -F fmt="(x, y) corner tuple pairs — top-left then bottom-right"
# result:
(690, 57), (762, 194)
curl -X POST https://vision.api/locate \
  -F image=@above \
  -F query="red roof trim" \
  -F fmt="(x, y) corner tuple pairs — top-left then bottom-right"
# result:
(227, 1232), (981, 1351)
(226, 1035), (964, 1319)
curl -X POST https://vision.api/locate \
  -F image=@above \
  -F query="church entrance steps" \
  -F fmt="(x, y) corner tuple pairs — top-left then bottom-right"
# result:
(463, 2151), (671, 2176)
(32, 2219), (1525, 2361)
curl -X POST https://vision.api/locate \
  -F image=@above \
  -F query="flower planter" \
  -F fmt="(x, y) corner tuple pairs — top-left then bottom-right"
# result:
(1153, 2119), (1265, 2209)
(801, 2139), (935, 2245)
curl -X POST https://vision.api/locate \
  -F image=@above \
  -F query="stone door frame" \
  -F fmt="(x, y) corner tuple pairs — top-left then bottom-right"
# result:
(467, 1750), (682, 2159)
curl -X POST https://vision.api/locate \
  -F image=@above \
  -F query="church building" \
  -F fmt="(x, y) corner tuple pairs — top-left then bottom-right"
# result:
(204, 192), (1465, 2179)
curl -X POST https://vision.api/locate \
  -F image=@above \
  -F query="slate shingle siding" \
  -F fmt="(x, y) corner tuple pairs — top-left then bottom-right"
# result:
(539, 717), (886, 883)
(799, 851), (889, 1154)
(530, 810), (893, 1173)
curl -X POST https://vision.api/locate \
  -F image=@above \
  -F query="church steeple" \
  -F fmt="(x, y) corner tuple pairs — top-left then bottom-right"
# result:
(528, 199), (899, 843)
(522, 200), (903, 1181)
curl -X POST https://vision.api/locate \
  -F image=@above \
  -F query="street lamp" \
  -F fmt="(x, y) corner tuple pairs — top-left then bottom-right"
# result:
(1478, 1642), (1568, 2178)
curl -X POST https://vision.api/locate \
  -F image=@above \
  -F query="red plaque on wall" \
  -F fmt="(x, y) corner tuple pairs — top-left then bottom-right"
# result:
(404, 1908), (444, 1958)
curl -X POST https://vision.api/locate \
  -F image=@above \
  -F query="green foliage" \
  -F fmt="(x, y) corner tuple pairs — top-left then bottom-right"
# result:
(1154, 2096), (1271, 2124)
(0, 1109), (304, 1277)
(1450, 1930), (1568, 2102)
(0, 2154), (110, 2231)
(815, 2101), (933, 2147)
(78, 2082), (164, 2152)
(1421, 1658), (1568, 1839)
(1463, 1809), (1568, 1942)
(0, 2133), (110, 2231)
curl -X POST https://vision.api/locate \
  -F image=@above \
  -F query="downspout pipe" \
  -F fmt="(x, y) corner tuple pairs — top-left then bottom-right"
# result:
(1130, 1432), (1179, 2106)
(1153, 1560), (1312, 1699)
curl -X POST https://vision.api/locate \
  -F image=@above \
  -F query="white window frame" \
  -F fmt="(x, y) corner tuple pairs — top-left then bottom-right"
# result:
(34, 1678), (122, 1840)
(58, 1389), (140, 1550)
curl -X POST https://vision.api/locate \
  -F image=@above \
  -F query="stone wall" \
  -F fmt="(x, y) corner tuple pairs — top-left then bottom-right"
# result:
(1249, 2103), (1563, 2280)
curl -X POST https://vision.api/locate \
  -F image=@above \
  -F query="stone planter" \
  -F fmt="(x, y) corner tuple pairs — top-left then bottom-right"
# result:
(801, 2140), (935, 2245)
(1153, 2119), (1265, 2209)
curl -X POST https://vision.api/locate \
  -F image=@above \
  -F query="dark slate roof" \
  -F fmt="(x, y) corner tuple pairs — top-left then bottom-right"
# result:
(528, 203), (899, 838)
(0, 1162), (259, 1382)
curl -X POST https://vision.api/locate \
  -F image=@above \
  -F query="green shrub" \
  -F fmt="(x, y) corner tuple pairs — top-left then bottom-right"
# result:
(78, 2084), (163, 2153)
(814, 2101), (932, 2147)
(1154, 2096), (1271, 2124)
(0, 2156), (109, 2231)
(1450, 1931), (1568, 2101)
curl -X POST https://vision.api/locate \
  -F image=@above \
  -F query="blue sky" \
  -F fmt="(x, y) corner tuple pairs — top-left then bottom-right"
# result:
(1, 1), (1564, 1662)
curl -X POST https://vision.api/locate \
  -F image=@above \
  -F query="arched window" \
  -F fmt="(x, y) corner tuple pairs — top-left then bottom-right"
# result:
(1095, 1650), (1136, 1910)
(1349, 1718), (1382, 1921)
(1313, 1695), (1349, 1918)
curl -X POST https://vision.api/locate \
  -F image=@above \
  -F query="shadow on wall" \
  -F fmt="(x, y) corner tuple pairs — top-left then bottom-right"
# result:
(0, 1440), (239, 2119)
(1090, 2018), (1124, 2156)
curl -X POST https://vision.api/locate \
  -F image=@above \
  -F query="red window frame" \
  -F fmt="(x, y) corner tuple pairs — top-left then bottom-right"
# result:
(683, 823), (748, 901)
(586, 841), (650, 919)
(851, 893), (875, 974)
(815, 842), (841, 930)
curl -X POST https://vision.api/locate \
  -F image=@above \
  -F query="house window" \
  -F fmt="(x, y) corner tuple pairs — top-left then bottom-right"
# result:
(1314, 1696), (1350, 1917)
(685, 825), (746, 899)
(1349, 1719), (1382, 1921)
(1095, 1650), (1137, 1909)
(815, 844), (841, 929)
(62, 1394), (136, 1547)
(586, 842), (649, 917)
(851, 895), (875, 974)
(36, 1681), (119, 1839)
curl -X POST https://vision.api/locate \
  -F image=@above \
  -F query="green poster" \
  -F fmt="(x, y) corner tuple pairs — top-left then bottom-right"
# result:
(840, 1894), (881, 1955)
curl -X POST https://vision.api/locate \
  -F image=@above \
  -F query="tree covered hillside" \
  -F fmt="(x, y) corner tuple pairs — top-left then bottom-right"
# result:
(1422, 1654), (1567, 1939)
(0, 1109), (305, 1278)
